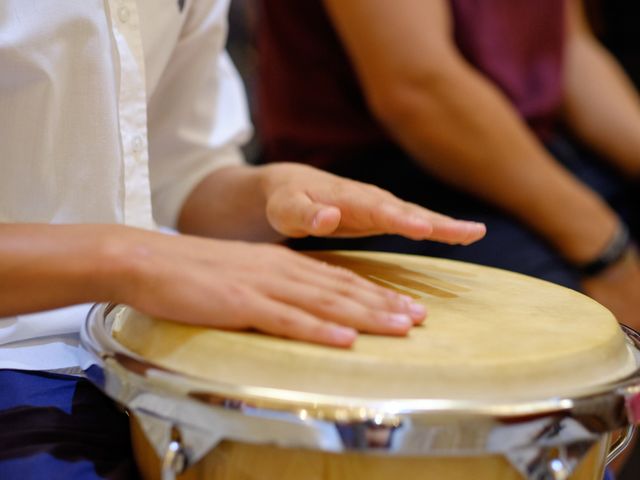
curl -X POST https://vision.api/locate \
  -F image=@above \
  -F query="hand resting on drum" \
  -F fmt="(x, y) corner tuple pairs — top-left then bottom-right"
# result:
(111, 228), (437, 347)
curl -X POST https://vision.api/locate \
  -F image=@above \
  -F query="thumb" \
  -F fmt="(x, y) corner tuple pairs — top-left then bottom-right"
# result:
(267, 190), (341, 237)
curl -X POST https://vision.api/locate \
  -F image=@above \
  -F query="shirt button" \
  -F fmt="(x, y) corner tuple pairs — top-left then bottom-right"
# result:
(132, 135), (145, 153)
(118, 6), (130, 23)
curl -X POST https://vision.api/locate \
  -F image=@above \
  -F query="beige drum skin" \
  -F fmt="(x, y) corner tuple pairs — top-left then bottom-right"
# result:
(111, 251), (636, 480)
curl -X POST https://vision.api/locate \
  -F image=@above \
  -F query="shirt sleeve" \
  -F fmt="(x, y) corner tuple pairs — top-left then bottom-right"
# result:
(146, 0), (252, 228)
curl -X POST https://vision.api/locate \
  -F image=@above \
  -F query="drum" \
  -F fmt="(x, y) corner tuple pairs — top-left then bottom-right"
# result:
(81, 251), (640, 480)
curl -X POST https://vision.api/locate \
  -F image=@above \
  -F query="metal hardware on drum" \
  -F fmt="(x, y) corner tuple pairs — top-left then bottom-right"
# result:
(605, 424), (636, 465)
(161, 439), (186, 480)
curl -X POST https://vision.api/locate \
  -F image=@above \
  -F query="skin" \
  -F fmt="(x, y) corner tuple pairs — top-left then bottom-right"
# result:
(0, 163), (486, 348)
(321, 0), (640, 331)
(562, 0), (640, 178)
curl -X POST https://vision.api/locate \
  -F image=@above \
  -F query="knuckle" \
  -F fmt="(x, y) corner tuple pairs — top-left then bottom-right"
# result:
(316, 293), (341, 311)
(272, 313), (297, 333)
(331, 265), (358, 282)
(310, 322), (332, 341)
(220, 283), (251, 313)
(258, 243), (289, 262)
(334, 279), (362, 298)
(381, 294), (402, 311)
(330, 182), (348, 198)
(265, 243), (289, 255)
(366, 184), (387, 196)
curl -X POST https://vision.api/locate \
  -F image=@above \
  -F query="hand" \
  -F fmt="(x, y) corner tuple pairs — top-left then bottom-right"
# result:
(260, 163), (486, 244)
(111, 227), (427, 347)
(581, 247), (640, 332)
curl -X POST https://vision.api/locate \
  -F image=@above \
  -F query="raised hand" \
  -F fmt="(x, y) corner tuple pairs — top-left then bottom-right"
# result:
(261, 163), (486, 244)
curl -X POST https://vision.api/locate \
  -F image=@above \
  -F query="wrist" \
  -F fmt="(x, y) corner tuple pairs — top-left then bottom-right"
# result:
(575, 222), (634, 278)
(91, 225), (151, 305)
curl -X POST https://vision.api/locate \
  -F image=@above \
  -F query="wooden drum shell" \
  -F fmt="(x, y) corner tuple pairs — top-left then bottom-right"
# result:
(131, 419), (610, 480)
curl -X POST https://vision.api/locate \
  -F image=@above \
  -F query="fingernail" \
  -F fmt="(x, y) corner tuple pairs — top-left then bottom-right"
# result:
(311, 212), (321, 230)
(463, 222), (487, 244)
(389, 292), (418, 305)
(330, 326), (357, 345)
(400, 294), (414, 304)
(409, 302), (426, 318)
(388, 313), (412, 328)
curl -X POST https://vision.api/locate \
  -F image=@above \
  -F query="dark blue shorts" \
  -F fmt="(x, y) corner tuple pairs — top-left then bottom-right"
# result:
(0, 369), (137, 479)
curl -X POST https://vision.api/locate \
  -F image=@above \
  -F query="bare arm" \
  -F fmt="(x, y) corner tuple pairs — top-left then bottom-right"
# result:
(0, 224), (121, 316)
(322, 0), (619, 264)
(562, 0), (640, 178)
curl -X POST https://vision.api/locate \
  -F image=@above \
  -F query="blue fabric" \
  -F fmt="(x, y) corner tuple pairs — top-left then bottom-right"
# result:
(0, 369), (137, 480)
(0, 369), (76, 414)
(604, 468), (615, 480)
(0, 452), (100, 479)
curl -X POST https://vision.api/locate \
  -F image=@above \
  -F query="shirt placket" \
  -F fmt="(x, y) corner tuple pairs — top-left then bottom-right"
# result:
(108, 0), (154, 229)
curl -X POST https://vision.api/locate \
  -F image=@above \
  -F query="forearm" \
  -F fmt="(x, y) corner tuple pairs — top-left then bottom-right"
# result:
(561, 0), (640, 178)
(562, 33), (640, 177)
(372, 63), (618, 264)
(0, 224), (132, 316)
(177, 164), (282, 242)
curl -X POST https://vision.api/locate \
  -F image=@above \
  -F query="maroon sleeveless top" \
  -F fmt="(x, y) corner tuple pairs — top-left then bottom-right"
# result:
(258, 0), (566, 165)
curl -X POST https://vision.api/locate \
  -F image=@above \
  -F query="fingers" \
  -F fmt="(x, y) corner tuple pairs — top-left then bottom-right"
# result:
(285, 255), (427, 325)
(217, 263), (424, 346)
(145, 270), (359, 348)
(313, 183), (486, 244)
(238, 295), (359, 348)
(265, 281), (413, 335)
(404, 207), (487, 245)
(363, 196), (486, 244)
(136, 234), (429, 348)
(233, 245), (427, 327)
(312, 206), (343, 235)
(265, 177), (485, 244)
(266, 190), (342, 237)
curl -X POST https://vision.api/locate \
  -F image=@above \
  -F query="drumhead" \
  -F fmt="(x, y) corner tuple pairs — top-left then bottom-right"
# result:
(111, 251), (637, 402)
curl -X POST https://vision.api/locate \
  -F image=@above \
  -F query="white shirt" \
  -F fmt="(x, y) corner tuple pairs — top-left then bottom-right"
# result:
(0, 0), (251, 370)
